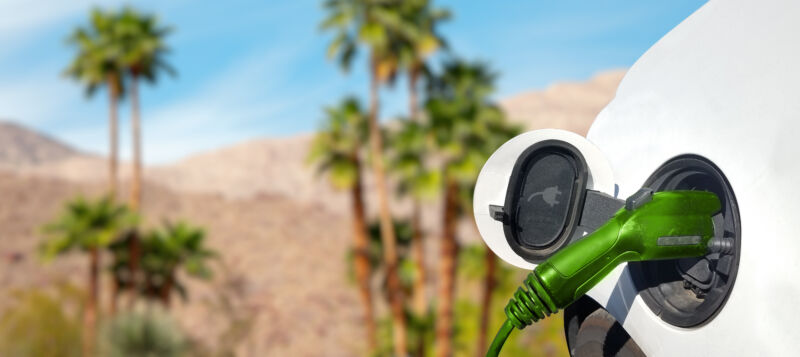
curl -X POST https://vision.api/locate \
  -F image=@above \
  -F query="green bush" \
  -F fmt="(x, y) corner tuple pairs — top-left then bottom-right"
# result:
(0, 283), (83, 357)
(100, 308), (187, 357)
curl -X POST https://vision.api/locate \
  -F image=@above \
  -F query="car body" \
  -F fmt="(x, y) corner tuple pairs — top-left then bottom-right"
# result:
(475, 1), (800, 355)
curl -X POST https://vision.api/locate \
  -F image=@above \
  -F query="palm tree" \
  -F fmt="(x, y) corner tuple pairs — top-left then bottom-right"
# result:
(321, 0), (410, 354)
(307, 97), (377, 350)
(65, 8), (125, 197)
(40, 196), (137, 356)
(114, 7), (175, 211)
(112, 7), (175, 311)
(395, 0), (450, 320)
(139, 221), (215, 307)
(424, 60), (520, 357)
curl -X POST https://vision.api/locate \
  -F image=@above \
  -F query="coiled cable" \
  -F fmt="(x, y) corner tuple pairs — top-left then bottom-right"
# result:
(486, 272), (558, 357)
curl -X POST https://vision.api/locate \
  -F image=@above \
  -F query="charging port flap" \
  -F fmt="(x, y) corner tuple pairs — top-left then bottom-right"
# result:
(499, 140), (589, 262)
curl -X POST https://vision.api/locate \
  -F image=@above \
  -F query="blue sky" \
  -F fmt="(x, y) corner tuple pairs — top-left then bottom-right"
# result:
(0, 0), (706, 164)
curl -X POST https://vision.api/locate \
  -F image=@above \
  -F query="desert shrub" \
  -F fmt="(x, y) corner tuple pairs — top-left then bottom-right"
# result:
(101, 308), (187, 357)
(0, 283), (84, 357)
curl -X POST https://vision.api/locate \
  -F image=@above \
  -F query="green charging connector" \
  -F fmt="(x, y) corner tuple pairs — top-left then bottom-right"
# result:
(486, 190), (721, 357)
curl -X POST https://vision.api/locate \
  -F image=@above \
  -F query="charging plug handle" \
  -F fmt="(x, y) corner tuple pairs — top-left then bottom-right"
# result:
(487, 190), (720, 357)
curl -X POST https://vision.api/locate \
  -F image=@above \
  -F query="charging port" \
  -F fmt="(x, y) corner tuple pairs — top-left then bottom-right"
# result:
(629, 155), (741, 327)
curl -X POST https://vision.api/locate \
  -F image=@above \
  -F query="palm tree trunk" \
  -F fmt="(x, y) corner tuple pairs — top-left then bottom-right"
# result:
(89, 74), (118, 356)
(110, 278), (118, 315)
(83, 247), (100, 357)
(435, 179), (459, 357)
(351, 155), (377, 350)
(476, 247), (497, 357)
(368, 55), (408, 356)
(129, 73), (143, 308)
(410, 201), (426, 315)
(130, 73), (142, 210)
(108, 75), (119, 197)
(408, 63), (420, 120)
(408, 64), (427, 319)
(160, 273), (173, 308)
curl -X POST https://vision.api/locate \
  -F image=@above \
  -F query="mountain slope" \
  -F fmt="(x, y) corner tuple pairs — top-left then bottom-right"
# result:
(0, 69), (625, 206)
(501, 69), (624, 135)
(0, 121), (79, 167)
(148, 69), (625, 205)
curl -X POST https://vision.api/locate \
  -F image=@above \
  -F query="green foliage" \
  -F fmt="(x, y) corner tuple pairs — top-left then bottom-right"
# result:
(392, 0), (450, 71)
(64, 8), (126, 97)
(425, 60), (521, 183)
(100, 308), (187, 357)
(386, 119), (441, 200)
(109, 230), (138, 294)
(40, 195), (137, 260)
(308, 97), (369, 189)
(140, 221), (216, 302)
(371, 243), (567, 356)
(353, 219), (414, 293)
(374, 309), (435, 357)
(455, 244), (568, 357)
(0, 284), (84, 357)
(320, 0), (449, 78)
(64, 7), (174, 96)
(424, 59), (521, 214)
(320, 0), (407, 82)
(114, 6), (176, 81)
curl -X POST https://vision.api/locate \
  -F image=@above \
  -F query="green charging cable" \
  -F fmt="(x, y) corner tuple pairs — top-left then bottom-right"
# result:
(486, 190), (721, 357)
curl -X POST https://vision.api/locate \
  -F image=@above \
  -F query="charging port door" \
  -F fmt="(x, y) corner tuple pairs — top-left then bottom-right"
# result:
(500, 140), (589, 262)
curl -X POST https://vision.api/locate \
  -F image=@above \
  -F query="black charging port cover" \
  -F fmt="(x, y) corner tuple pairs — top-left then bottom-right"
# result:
(501, 140), (589, 262)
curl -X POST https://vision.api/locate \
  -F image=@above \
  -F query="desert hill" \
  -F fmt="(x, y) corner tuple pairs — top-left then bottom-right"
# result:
(0, 121), (78, 168)
(151, 70), (624, 204)
(0, 171), (361, 356)
(501, 69), (625, 134)
(0, 69), (625, 207)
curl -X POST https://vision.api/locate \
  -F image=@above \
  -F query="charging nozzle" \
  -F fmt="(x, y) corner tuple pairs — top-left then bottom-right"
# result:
(487, 190), (720, 357)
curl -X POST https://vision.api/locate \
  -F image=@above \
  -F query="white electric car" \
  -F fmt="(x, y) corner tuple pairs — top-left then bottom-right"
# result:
(474, 1), (800, 355)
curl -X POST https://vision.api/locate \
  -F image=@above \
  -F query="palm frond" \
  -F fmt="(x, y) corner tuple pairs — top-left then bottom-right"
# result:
(307, 96), (369, 190)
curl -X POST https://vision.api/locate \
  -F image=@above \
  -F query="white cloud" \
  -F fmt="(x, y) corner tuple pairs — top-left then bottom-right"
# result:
(0, 70), (77, 125)
(0, 0), (92, 35)
(127, 42), (335, 164)
(0, 0), (126, 59)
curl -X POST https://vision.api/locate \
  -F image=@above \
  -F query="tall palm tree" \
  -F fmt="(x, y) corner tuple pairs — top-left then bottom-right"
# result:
(114, 7), (175, 211)
(307, 97), (377, 350)
(40, 196), (137, 357)
(112, 7), (175, 311)
(424, 60), (520, 357)
(140, 221), (215, 307)
(395, 0), (450, 320)
(65, 11), (126, 341)
(321, 0), (409, 354)
(65, 8), (125, 198)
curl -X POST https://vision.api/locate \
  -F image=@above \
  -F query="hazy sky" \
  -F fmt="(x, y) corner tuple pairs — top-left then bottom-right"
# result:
(0, 0), (706, 164)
